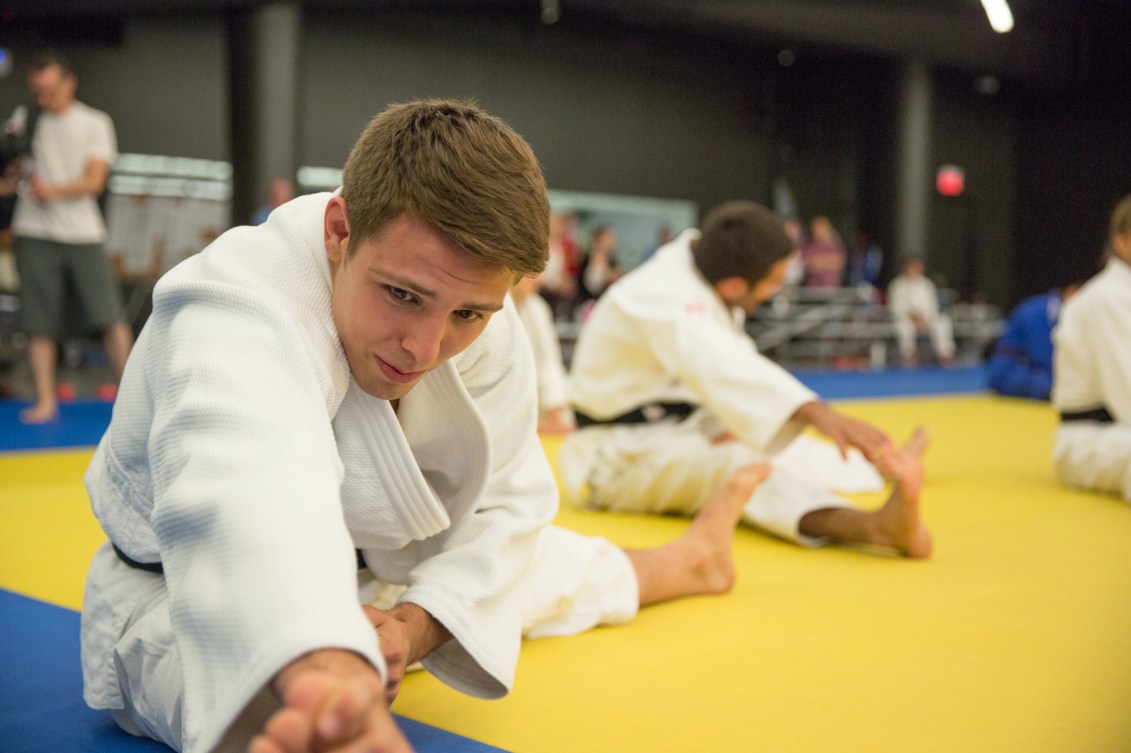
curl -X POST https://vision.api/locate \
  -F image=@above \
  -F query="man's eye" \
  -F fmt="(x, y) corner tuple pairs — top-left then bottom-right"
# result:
(456, 310), (483, 322)
(388, 287), (412, 302)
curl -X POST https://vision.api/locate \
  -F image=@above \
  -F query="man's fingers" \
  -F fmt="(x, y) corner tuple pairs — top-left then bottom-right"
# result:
(316, 677), (381, 745)
(258, 707), (315, 753)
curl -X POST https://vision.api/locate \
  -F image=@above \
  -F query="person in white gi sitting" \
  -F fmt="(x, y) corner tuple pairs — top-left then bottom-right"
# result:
(510, 272), (575, 434)
(80, 101), (782, 753)
(560, 200), (932, 560)
(887, 257), (956, 367)
(1051, 194), (1131, 502)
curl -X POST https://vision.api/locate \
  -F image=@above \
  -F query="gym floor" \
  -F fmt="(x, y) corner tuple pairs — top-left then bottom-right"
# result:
(3, 366), (1130, 752)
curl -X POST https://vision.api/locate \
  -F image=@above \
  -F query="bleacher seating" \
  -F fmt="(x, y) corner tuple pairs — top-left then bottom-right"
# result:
(555, 286), (1003, 370)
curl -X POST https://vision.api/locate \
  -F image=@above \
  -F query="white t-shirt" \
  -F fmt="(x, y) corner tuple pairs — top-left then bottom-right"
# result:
(12, 100), (117, 244)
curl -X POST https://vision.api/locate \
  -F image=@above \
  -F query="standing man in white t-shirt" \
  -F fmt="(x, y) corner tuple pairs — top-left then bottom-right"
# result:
(12, 51), (133, 423)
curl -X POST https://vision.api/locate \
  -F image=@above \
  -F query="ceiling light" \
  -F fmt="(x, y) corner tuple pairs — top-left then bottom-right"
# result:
(980, 0), (1014, 33)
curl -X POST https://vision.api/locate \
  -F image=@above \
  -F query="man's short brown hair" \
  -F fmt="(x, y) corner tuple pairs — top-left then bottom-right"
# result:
(692, 201), (793, 286)
(341, 100), (549, 278)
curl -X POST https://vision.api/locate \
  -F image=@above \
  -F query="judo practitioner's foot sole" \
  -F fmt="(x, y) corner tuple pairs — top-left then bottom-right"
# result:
(682, 462), (773, 594)
(19, 402), (59, 425)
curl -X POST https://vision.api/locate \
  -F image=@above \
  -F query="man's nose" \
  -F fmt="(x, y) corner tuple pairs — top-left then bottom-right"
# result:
(401, 316), (445, 365)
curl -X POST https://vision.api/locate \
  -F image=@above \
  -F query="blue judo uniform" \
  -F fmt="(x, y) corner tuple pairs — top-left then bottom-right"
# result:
(987, 292), (1061, 400)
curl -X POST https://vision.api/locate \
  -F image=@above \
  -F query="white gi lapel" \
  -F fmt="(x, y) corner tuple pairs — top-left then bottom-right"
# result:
(334, 360), (490, 551)
(396, 358), (490, 527)
(335, 382), (449, 548)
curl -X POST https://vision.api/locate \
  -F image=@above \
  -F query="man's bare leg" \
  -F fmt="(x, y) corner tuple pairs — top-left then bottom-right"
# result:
(19, 335), (58, 424)
(797, 444), (932, 558)
(625, 463), (771, 608)
(103, 321), (134, 377)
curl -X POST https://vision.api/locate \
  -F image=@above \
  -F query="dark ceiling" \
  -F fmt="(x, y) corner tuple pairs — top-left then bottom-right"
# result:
(2, 0), (1128, 95)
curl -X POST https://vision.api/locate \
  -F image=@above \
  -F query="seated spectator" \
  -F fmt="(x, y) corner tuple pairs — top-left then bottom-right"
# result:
(576, 224), (622, 315)
(887, 257), (956, 366)
(845, 231), (883, 290)
(539, 210), (580, 319)
(987, 285), (1078, 400)
(800, 215), (846, 289)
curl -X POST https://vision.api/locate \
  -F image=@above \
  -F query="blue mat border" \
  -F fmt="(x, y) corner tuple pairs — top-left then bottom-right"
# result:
(0, 589), (507, 753)
(0, 365), (989, 454)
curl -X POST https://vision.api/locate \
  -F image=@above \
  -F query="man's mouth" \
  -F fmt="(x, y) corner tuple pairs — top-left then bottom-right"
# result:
(377, 356), (425, 384)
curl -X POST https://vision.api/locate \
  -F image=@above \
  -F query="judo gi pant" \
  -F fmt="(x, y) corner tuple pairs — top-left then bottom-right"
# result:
(893, 313), (955, 362)
(559, 420), (878, 547)
(1053, 423), (1131, 502)
(93, 531), (638, 752)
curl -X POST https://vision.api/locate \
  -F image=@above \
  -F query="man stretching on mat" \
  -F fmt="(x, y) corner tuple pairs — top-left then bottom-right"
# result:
(1052, 193), (1131, 501)
(561, 200), (932, 559)
(80, 100), (782, 753)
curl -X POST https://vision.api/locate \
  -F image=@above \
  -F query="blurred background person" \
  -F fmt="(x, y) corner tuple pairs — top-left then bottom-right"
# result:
(887, 257), (955, 367)
(800, 215), (846, 289)
(12, 51), (132, 423)
(845, 230), (883, 292)
(987, 283), (1078, 400)
(511, 273), (574, 434)
(1051, 194), (1131, 502)
(540, 210), (580, 320)
(576, 224), (622, 316)
(251, 176), (295, 225)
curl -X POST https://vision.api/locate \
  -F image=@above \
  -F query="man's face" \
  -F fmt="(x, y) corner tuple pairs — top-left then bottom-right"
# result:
(325, 202), (514, 401)
(29, 65), (76, 113)
(1114, 227), (1131, 265)
(727, 255), (794, 314)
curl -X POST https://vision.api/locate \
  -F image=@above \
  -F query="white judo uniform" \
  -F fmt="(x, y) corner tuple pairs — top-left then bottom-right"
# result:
(80, 192), (635, 753)
(1051, 256), (1131, 501)
(560, 231), (883, 545)
(887, 273), (956, 362)
(513, 292), (570, 414)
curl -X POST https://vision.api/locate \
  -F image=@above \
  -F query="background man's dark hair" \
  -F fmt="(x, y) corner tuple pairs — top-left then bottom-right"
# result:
(29, 50), (74, 77)
(692, 201), (793, 286)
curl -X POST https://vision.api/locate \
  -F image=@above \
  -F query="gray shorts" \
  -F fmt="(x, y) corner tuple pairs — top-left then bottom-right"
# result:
(14, 235), (125, 337)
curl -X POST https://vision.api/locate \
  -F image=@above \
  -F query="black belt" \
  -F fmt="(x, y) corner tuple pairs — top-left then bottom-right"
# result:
(575, 402), (697, 428)
(112, 543), (369, 575)
(1060, 407), (1115, 424)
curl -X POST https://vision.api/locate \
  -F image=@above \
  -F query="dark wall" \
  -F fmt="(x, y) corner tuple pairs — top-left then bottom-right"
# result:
(0, 14), (229, 161)
(300, 8), (775, 214)
(927, 71), (1017, 305)
(1012, 98), (1131, 304)
(3, 5), (1123, 308)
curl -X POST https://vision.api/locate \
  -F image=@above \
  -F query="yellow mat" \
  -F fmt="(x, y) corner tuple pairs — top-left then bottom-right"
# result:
(3, 395), (1130, 752)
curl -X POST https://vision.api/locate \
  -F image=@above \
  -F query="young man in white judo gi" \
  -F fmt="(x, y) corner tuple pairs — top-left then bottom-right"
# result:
(1051, 194), (1131, 501)
(561, 200), (932, 559)
(80, 101), (775, 753)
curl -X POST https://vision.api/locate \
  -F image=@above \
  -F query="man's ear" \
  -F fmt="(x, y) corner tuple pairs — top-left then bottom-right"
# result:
(324, 196), (350, 264)
(714, 276), (751, 304)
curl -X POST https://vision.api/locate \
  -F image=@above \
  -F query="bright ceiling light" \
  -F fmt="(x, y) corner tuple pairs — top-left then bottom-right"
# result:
(980, 0), (1014, 33)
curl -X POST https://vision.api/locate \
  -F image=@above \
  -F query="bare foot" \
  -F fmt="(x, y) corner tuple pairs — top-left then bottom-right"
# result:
(19, 402), (58, 425)
(871, 445), (932, 558)
(629, 462), (771, 606)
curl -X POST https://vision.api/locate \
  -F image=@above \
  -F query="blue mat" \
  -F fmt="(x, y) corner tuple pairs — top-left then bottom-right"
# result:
(793, 364), (987, 400)
(0, 366), (989, 454)
(0, 590), (507, 753)
(0, 399), (115, 452)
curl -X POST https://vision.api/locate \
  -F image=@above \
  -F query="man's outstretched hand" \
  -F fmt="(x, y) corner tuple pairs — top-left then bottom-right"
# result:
(250, 649), (414, 753)
(793, 401), (891, 462)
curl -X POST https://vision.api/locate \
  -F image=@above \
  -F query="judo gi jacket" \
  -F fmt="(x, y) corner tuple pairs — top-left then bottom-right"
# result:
(81, 192), (557, 752)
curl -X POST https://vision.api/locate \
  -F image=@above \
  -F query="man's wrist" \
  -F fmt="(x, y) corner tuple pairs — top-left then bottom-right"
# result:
(387, 603), (451, 666)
